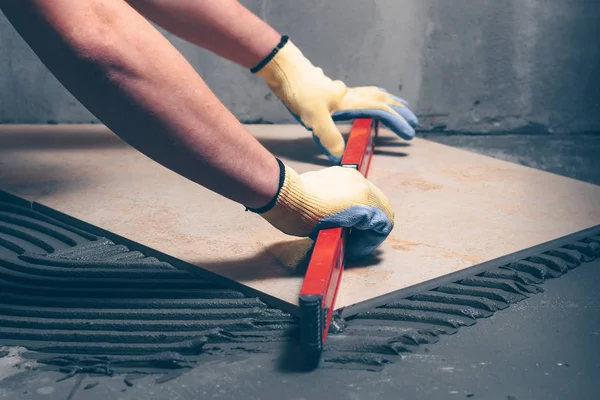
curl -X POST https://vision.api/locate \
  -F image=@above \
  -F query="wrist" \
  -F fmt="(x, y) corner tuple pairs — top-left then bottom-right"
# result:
(249, 162), (326, 237)
(245, 158), (286, 213)
(250, 35), (289, 74)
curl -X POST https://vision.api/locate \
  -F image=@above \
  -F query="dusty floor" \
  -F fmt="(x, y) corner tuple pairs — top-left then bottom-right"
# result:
(1, 256), (598, 400)
(0, 133), (599, 400)
(2, 125), (598, 315)
(423, 133), (600, 186)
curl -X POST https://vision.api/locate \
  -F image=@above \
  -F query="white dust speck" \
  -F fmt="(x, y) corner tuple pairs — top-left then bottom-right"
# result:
(0, 346), (35, 381)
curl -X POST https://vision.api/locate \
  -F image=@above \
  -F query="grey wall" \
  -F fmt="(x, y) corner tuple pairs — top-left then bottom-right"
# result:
(1, 0), (599, 133)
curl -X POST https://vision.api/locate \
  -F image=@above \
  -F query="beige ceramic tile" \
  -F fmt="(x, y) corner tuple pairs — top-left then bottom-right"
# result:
(1, 124), (599, 312)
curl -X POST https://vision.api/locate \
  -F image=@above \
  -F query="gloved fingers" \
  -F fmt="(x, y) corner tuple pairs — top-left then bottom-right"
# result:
(390, 103), (419, 129)
(348, 86), (392, 103)
(389, 93), (410, 108)
(309, 205), (394, 260)
(352, 100), (416, 139)
(309, 112), (346, 164)
(371, 89), (418, 128)
(331, 94), (396, 122)
(378, 110), (416, 140)
(341, 87), (419, 130)
(362, 178), (395, 222)
(332, 107), (416, 141)
(346, 228), (388, 260)
(337, 96), (401, 118)
(362, 86), (411, 108)
(376, 88), (410, 106)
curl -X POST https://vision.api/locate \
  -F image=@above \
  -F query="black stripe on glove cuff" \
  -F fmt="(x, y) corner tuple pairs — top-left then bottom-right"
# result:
(245, 158), (286, 214)
(250, 35), (289, 74)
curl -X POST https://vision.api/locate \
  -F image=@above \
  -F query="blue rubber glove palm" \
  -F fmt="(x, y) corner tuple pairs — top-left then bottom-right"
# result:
(255, 38), (419, 163)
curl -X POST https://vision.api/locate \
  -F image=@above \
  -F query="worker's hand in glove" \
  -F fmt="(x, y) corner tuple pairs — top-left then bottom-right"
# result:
(247, 160), (394, 260)
(253, 36), (419, 164)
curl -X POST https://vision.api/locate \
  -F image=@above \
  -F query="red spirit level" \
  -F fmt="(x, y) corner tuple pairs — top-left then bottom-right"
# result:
(298, 118), (379, 367)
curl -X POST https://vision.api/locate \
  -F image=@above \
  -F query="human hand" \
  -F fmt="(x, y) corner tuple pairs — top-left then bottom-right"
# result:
(255, 37), (418, 163)
(249, 160), (394, 260)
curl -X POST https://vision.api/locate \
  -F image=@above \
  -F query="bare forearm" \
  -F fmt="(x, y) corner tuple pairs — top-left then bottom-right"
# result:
(126, 0), (281, 69)
(0, 0), (278, 208)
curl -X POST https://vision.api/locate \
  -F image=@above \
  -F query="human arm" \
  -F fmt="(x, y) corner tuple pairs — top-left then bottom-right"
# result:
(0, 0), (278, 209)
(0, 0), (396, 259)
(125, 0), (281, 70)
(124, 0), (420, 164)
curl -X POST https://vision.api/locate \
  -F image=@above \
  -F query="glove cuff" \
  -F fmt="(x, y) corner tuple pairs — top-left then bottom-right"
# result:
(244, 158), (286, 214)
(252, 36), (317, 88)
(250, 35), (289, 74)
(256, 163), (325, 237)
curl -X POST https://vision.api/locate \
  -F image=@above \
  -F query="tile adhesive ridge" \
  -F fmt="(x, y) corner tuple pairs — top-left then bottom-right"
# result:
(0, 193), (599, 376)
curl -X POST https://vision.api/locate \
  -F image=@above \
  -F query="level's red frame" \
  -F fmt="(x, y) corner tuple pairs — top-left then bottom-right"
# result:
(298, 118), (378, 366)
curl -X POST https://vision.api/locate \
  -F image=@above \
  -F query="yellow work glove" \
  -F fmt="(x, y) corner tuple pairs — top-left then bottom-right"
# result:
(247, 159), (394, 260)
(252, 36), (419, 164)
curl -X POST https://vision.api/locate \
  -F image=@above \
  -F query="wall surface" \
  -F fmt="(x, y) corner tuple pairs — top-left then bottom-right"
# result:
(1, 0), (599, 133)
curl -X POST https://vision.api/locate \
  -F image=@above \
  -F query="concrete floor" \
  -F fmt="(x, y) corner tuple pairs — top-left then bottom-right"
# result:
(423, 133), (600, 186)
(1, 248), (599, 400)
(2, 125), (598, 315)
(0, 133), (599, 400)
